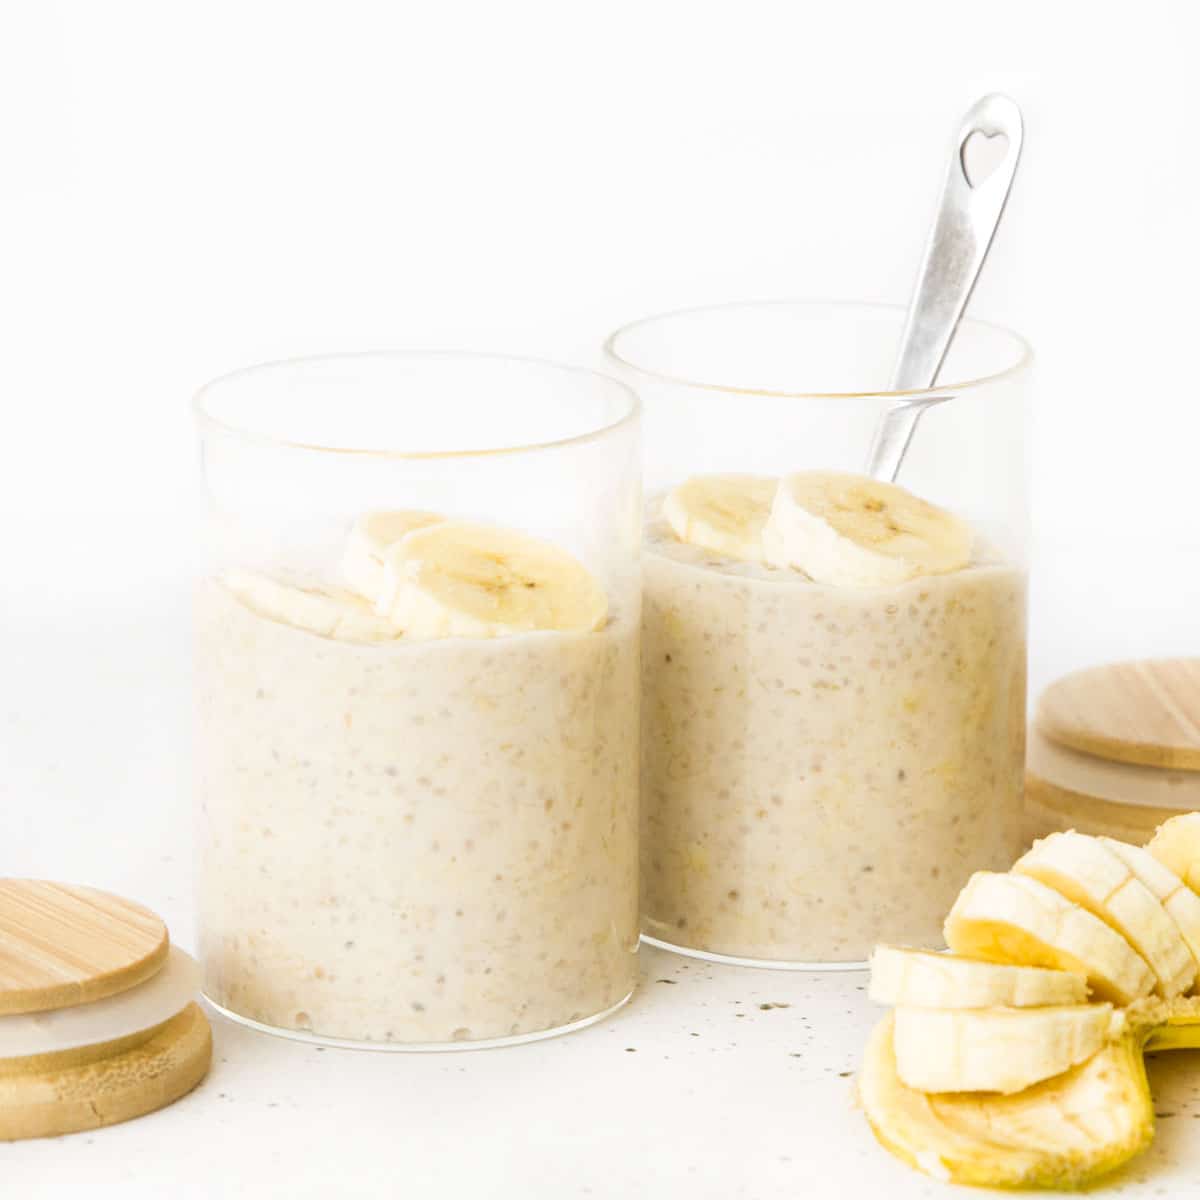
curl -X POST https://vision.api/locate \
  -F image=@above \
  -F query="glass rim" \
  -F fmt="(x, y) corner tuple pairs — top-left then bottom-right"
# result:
(603, 298), (1034, 400)
(192, 349), (641, 460)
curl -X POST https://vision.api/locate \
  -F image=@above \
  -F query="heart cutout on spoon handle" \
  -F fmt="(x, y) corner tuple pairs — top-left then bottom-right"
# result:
(961, 128), (1010, 190)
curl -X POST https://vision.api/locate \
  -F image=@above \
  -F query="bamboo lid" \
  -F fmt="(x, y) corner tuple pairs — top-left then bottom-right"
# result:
(0, 880), (169, 1016)
(1023, 772), (1185, 847)
(1027, 727), (1200, 812)
(0, 1002), (211, 1141)
(0, 946), (202, 1059)
(1037, 659), (1200, 771)
(0, 880), (210, 1140)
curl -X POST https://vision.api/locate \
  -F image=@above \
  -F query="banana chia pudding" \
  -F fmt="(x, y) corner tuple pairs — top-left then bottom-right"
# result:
(641, 473), (1027, 964)
(195, 514), (639, 1045)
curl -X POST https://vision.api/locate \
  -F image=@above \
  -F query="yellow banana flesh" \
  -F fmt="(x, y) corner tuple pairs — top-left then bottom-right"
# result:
(860, 999), (1200, 1189)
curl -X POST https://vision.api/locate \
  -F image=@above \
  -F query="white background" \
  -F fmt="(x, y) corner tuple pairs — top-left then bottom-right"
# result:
(4, 3), (1200, 1197)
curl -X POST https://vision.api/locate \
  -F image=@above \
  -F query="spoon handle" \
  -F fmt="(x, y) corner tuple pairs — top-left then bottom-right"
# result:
(865, 93), (1024, 482)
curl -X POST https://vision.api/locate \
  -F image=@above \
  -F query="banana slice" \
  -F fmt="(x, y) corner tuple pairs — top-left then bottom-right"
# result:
(860, 1015), (1155, 1189)
(945, 872), (1155, 1005)
(662, 474), (778, 563)
(1101, 837), (1200, 980)
(1014, 832), (1195, 999)
(375, 521), (608, 639)
(869, 945), (1087, 1009)
(892, 1003), (1112, 1095)
(224, 569), (402, 643)
(760, 470), (972, 588)
(341, 510), (445, 601)
(1147, 813), (1200, 893)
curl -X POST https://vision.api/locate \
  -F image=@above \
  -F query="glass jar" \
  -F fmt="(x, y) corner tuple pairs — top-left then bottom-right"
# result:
(605, 300), (1032, 967)
(193, 352), (641, 1048)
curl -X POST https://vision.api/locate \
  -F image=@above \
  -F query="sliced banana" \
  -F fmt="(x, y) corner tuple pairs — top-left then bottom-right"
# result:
(224, 568), (402, 643)
(761, 470), (973, 588)
(662, 474), (778, 563)
(1101, 837), (1200, 980)
(341, 509), (445, 601)
(375, 521), (608, 639)
(892, 1003), (1112, 1095)
(1147, 813), (1200, 893)
(1014, 832), (1195, 999)
(860, 811), (1200, 1185)
(869, 945), (1087, 1009)
(860, 1015), (1155, 1189)
(944, 872), (1155, 1006)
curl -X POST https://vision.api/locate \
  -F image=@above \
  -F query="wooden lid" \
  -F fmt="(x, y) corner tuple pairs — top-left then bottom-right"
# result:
(1036, 659), (1200, 772)
(0, 1001), (211, 1141)
(1027, 727), (1200, 812)
(1024, 772), (1183, 846)
(0, 880), (169, 1016)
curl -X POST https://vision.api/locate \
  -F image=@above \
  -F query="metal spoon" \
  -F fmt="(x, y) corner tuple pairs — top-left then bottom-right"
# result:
(864, 93), (1024, 482)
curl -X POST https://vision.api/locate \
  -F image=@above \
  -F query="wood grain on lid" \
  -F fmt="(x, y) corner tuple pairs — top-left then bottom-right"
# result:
(0, 880), (168, 1016)
(1036, 659), (1200, 772)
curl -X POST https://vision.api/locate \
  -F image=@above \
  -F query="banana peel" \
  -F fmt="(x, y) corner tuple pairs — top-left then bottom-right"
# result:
(859, 997), (1200, 1189)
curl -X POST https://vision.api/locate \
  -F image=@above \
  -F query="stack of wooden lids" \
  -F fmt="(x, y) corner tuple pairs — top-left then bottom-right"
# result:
(1025, 659), (1200, 845)
(0, 880), (211, 1140)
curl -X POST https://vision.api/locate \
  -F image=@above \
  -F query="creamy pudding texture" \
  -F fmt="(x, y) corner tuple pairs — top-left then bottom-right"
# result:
(641, 516), (1027, 963)
(195, 579), (639, 1045)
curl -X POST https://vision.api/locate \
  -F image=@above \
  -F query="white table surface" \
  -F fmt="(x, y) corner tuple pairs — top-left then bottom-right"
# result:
(6, 543), (1200, 1198)
(6, 860), (1200, 1199)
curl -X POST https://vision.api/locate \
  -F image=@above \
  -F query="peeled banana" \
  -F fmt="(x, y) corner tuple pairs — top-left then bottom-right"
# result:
(862, 818), (1200, 1188)
(860, 1016), (1157, 1190)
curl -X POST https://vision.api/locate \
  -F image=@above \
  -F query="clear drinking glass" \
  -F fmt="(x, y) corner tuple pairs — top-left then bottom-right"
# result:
(193, 352), (641, 1048)
(605, 300), (1032, 967)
